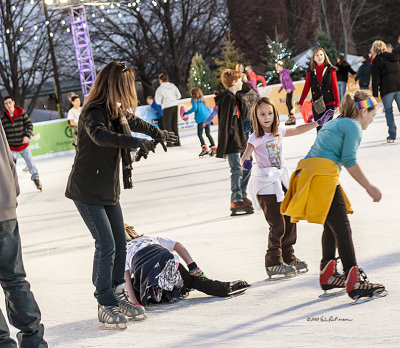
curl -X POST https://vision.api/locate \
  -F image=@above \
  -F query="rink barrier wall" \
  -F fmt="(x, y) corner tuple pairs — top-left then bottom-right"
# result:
(29, 76), (370, 157)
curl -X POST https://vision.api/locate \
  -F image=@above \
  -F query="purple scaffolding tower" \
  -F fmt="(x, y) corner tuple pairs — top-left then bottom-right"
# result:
(70, 6), (96, 98)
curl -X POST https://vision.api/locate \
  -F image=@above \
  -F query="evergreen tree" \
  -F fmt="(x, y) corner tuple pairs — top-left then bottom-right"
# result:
(314, 29), (339, 65)
(187, 53), (217, 94)
(264, 36), (303, 84)
(214, 35), (244, 86)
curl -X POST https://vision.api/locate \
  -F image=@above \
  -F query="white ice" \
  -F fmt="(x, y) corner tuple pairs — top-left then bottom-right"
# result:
(2, 109), (400, 347)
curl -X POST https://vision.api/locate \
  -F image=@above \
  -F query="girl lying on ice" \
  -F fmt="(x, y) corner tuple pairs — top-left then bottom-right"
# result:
(123, 224), (250, 306)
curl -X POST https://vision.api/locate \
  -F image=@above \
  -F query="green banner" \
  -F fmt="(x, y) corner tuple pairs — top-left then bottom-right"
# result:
(30, 119), (74, 156)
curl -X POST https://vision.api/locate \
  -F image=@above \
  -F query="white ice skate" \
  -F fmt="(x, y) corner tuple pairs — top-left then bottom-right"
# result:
(266, 263), (296, 280)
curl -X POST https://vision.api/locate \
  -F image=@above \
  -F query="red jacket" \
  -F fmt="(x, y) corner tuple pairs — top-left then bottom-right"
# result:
(1, 106), (32, 151)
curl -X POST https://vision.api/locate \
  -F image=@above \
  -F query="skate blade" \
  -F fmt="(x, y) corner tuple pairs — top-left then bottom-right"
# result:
(296, 268), (309, 274)
(353, 290), (388, 305)
(129, 313), (147, 321)
(319, 289), (346, 298)
(227, 288), (248, 297)
(98, 322), (127, 330)
(266, 273), (296, 281)
(230, 210), (254, 217)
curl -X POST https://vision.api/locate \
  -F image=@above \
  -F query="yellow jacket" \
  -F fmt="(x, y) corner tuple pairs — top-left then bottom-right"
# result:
(281, 158), (352, 224)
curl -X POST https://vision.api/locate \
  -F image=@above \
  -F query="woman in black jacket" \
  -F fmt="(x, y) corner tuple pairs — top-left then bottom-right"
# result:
(371, 40), (400, 143)
(65, 61), (176, 329)
(336, 55), (356, 102)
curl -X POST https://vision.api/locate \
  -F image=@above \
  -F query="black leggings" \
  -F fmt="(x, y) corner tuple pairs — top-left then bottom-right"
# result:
(321, 186), (357, 273)
(286, 92), (293, 115)
(161, 106), (180, 145)
(197, 123), (215, 147)
(178, 264), (230, 297)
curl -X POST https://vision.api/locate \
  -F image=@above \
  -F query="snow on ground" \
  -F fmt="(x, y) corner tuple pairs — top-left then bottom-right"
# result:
(2, 109), (400, 347)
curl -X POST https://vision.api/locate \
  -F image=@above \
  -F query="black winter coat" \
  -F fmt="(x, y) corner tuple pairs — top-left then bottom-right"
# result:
(355, 61), (371, 87)
(215, 89), (247, 158)
(372, 52), (400, 98)
(336, 61), (356, 82)
(237, 82), (258, 123)
(65, 104), (163, 205)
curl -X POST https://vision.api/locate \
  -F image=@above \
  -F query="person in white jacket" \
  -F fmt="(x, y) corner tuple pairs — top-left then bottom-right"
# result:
(155, 73), (181, 146)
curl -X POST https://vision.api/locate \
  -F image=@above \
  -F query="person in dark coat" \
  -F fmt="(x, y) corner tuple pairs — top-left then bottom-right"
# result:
(215, 69), (253, 216)
(371, 40), (400, 143)
(355, 55), (372, 90)
(336, 55), (356, 102)
(65, 61), (177, 329)
(236, 74), (259, 140)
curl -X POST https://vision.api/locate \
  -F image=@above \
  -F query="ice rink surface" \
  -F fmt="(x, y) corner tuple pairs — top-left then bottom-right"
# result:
(2, 110), (400, 347)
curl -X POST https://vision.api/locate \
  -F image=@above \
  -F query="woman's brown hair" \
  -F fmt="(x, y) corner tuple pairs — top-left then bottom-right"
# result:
(338, 90), (375, 119)
(310, 48), (334, 70)
(159, 73), (169, 82)
(251, 97), (280, 137)
(82, 61), (137, 120)
(190, 87), (204, 101)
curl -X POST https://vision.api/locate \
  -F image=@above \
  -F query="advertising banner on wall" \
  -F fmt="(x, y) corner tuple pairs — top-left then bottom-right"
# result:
(30, 119), (74, 156)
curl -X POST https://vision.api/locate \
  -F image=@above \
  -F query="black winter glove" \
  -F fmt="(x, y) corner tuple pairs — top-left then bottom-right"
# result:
(159, 130), (178, 145)
(134, 138), (155, 161)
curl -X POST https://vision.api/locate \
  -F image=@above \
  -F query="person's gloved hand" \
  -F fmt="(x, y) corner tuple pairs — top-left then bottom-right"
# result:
(160, 130), (178, 143)
(188, 262), (207, 278)
(242, 157), (253, 171)
(134, 139), (155, 161)
(317, 109), (335, 126)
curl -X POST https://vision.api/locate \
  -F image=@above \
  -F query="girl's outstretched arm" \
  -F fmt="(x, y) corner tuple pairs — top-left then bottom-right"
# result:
(285, 121), (318, 136)
(346, 164), (382, 202)
(240, 143), (254, 165)
(285, 109), (334, 137)
(124, 270), (139, 304)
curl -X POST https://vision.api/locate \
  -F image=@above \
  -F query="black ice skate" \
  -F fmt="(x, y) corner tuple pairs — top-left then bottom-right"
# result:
(345, 266), (387, 304)
(230, 201), (254, 216)
(199, 145), (209, 157)
(115, 285), (146, 321)
(33, 178), (42, 191)
(285, 115), (296, 126)
(98, 305), (128, 330)
(266, 263), (296, 280)
(227, 280), (250, 296)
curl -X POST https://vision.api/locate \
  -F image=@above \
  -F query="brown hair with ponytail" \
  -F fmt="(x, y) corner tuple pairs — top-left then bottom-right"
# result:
(338, 90), (375, 119)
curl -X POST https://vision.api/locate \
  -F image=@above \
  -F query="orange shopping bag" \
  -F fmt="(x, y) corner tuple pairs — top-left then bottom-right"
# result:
(301, 99), (313, 123)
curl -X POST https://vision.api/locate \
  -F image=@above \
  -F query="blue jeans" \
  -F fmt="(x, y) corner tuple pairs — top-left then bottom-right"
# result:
(0, 219), (47, 348)
(11, 147), (39, 181)
(337, 81), (347, 102)
(242, 121), (252, 142)
(74, 201), (126, 306)
(226, 153), (251, 203)
(382, 91), (400, 140)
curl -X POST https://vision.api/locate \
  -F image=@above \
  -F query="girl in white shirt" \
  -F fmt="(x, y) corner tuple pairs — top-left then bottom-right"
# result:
(240, 97), (332, 278)
(123, 224), (250, 306)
